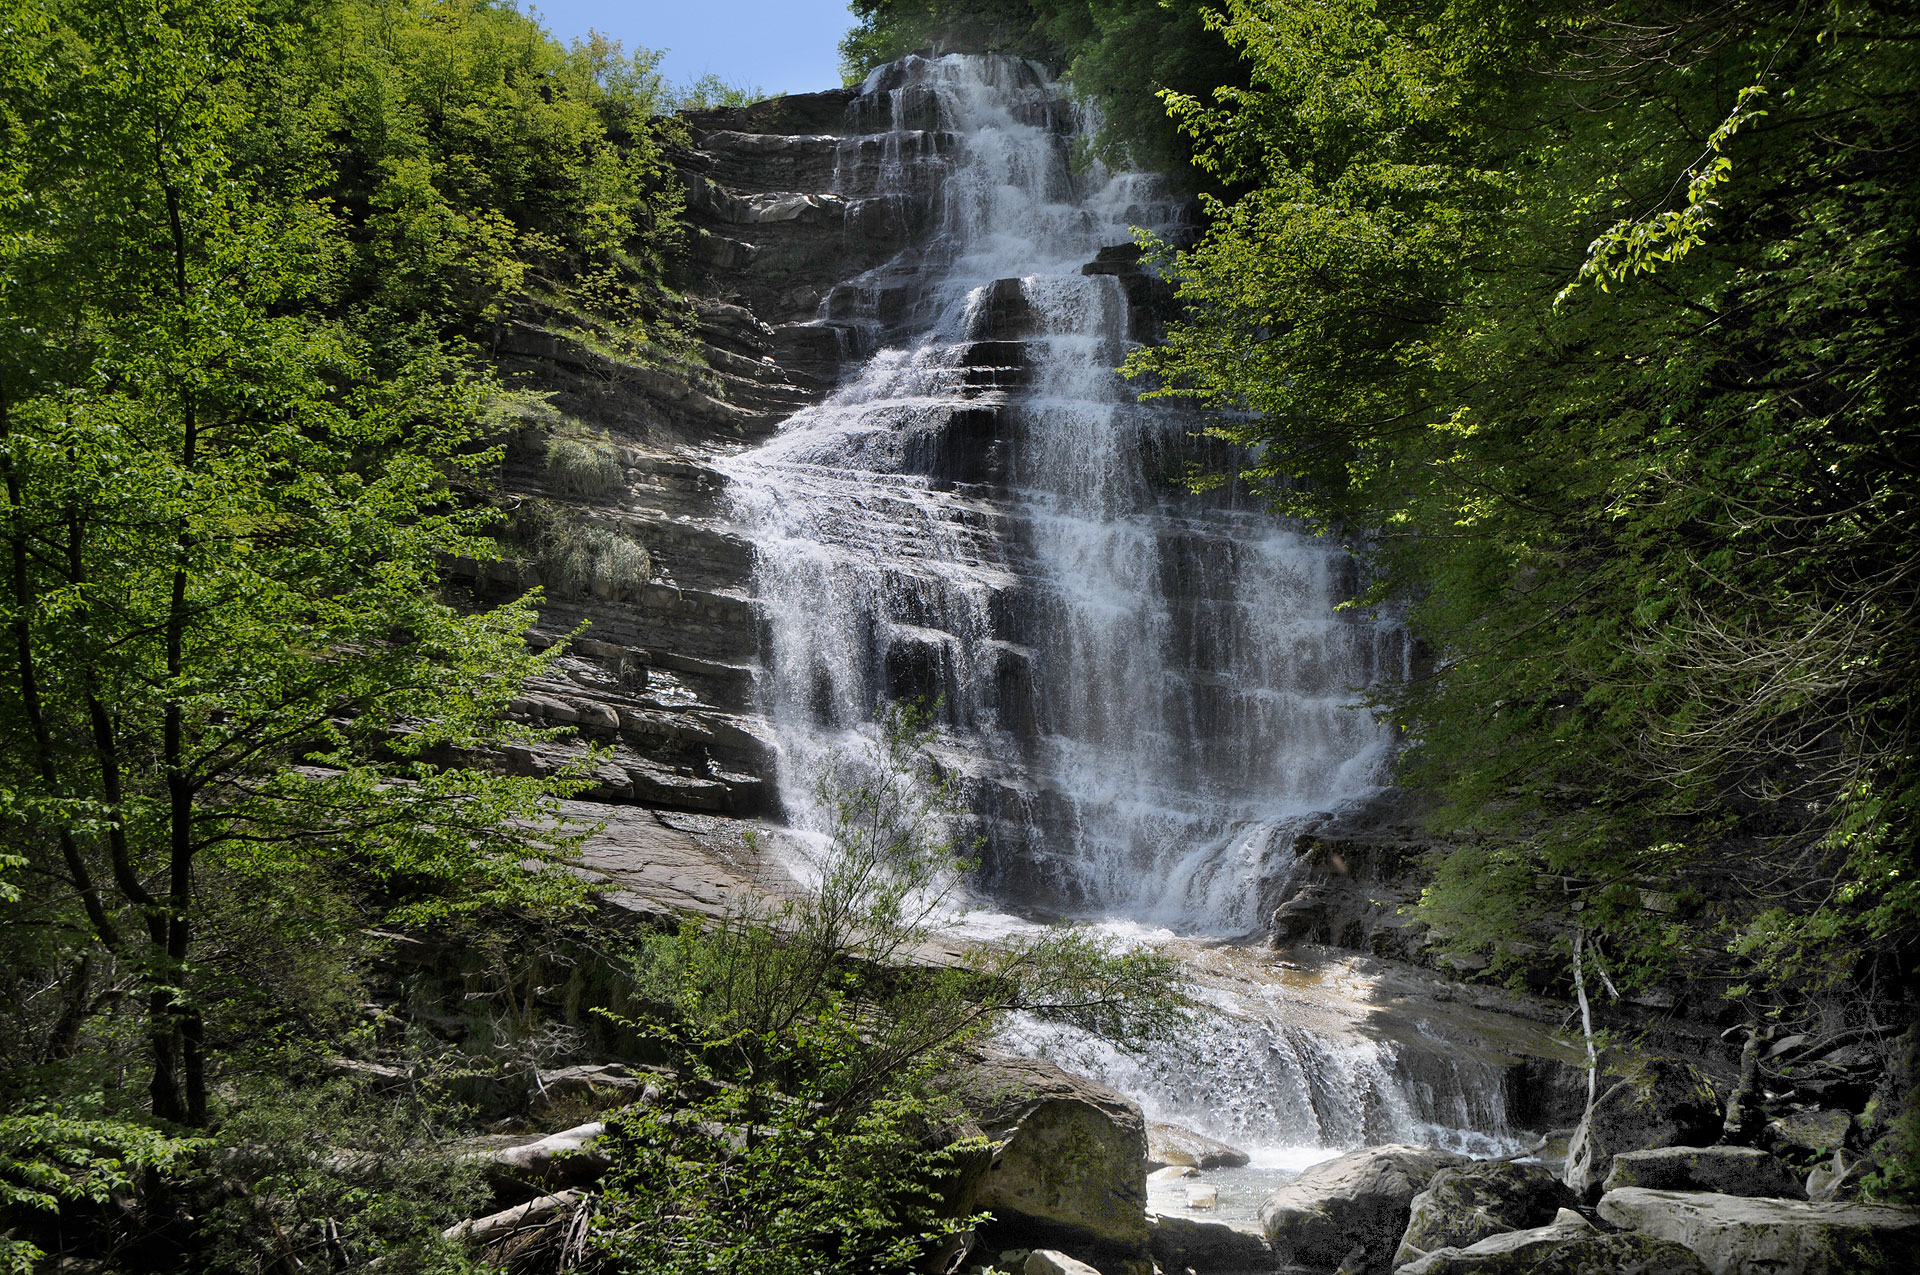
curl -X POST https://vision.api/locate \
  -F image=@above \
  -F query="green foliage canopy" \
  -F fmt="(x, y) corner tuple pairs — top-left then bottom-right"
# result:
(1128, 0), (1920, 1010)
(0, 0), (693, 1135)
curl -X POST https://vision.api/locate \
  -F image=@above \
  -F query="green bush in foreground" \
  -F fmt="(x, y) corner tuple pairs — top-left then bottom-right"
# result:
(589, 1014), (983, 1275)
(583, 708), (1186, 1272)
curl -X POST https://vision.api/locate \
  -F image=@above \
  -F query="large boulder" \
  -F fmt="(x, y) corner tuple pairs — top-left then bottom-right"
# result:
(1146, 1211), (1274, 1272)
(1767, 1109), (1855, 1162)
(1258, 1144), (1467, 1275)
(1563, 1059), (1723, 1199)
(1393, 1159), (1573, 1267)
(1601, 1147), (1805, 1199)
(1598, 1187), (1920, 1275)
(1396, 1214), (1710, 1275)
(1146, 1120), (1252, 1171)
(955, 1054), (1150, 1256)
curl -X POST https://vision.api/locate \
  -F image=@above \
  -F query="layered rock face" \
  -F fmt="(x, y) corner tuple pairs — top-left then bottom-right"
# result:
(476, 60), (1081, 827)
(717, 54), (1408, 936)
(474, 49), (1446, 968)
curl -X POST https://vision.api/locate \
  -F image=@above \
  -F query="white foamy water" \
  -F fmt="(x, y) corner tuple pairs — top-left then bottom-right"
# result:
(722, 53), (1403, 936)
(715, 54), (1504, 1172)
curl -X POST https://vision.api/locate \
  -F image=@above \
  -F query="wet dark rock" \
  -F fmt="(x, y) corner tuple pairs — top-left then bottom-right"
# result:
(1265, 822), (1430, 965)
(972, 278), (1037, 339)
(1393, 1160), (1573, 1268)
(1601, 1147), (1805, 1200)
(1080, 243), (1177, 340)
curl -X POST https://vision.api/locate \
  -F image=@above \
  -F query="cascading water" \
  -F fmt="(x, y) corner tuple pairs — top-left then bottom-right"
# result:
(720, 54), (1505, 1175)
(725, 53), (1404, 933)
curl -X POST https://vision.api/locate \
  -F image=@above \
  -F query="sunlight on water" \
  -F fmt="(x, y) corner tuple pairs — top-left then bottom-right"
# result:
(722, 54), (1404, 935)
(714, 53), (1494, 1168)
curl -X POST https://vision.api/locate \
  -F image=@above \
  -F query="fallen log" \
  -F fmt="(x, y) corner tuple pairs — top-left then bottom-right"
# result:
(473, 1121), (612, 1190)
(442, 1189), (582, 1245)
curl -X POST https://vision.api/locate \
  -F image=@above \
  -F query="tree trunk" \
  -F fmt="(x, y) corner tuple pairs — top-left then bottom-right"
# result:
(148, 986), (185, 1123)
(1723, 1022), (1772, 1145)
(1572, 927), (1598, 1119)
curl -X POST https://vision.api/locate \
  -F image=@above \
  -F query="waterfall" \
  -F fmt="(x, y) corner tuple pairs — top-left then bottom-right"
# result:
(723, 54), (1401, 934)
(718, 55), (1495, 1173)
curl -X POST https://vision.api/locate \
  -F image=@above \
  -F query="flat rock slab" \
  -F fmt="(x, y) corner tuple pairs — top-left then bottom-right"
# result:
(564, 802), (785, 920)
(1395, 1219), (1709, 1274)
(1148, 1120), (1253, 1170)
(1598, 1187), (1920, 1275)
(1602, 1147), (1805, 1200)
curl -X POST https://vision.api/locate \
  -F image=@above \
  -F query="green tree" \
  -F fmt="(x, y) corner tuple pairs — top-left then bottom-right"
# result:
(839, 1), (1249, 181)
(0, 1109), (202, 1273)
(301, 0), (686, 338)
(0, 0), (590, 1129)
(1130, 0), (1919, 1026)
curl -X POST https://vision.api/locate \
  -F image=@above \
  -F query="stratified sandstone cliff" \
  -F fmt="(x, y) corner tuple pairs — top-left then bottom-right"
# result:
(443, 86), (969, 832)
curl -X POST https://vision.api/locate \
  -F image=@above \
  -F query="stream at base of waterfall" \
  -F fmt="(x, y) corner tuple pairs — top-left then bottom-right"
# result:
(718, 54), (1521, 1216)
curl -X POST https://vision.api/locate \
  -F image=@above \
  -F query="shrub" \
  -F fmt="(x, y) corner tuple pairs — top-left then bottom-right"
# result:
(504, 500), (653, 599)
(588, 1014), (983, 1275)
(585, 706), (1186, 1271)
(544, 430), (625, 499)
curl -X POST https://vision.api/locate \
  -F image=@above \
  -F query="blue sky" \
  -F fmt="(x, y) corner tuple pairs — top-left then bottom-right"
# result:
(517, 1), (860, 97)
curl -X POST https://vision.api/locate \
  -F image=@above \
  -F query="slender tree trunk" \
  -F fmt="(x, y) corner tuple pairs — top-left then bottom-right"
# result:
(1723, 1022), (1772, 1145)
(161, 179), (205, 1126)
(0, 399), (122, 953)
(70, 496), (159, 918)
(1572, 927), (1598, 1119)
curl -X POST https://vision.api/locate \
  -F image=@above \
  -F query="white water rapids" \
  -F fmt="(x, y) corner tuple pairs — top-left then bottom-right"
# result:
(716, 54), (1515, 1193)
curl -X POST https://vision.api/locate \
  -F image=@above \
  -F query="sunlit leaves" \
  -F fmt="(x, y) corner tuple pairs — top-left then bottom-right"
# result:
(1138, 0), (1920, 1002)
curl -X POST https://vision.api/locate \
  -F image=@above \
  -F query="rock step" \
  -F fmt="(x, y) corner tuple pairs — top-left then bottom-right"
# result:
(529, 589), (757, 667)
(1598, 1187), (1920, 1275)
(680, 87), (860, 138)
